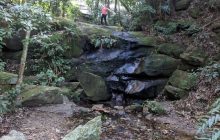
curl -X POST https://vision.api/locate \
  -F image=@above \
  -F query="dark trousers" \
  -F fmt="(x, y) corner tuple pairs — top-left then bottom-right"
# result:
(101, 14), (107, 25)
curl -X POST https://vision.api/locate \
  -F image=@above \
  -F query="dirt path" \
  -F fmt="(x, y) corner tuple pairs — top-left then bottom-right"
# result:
(1, 101), (197, 140)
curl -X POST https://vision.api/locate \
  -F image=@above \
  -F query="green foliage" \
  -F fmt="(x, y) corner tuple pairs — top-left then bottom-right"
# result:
(129, 1), (156, 30)
(30, 32), (70, 75)
(154, 21), (178, 35)
(92, 36), (117, 48)
(0, 88), (20, 115)
(143, 101), (166, 115)
(0, 59), (6, 71)
(196, 98), (220, 140)
(198, 63), (220, 81)
(36, 69), (65, 86)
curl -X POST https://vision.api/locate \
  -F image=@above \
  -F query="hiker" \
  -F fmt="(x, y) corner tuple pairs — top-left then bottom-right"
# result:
(101, 5), (108, 25)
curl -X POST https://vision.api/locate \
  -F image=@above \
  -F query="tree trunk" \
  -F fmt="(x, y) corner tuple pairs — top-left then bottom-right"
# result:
(94, 0), (100, 19)
(114, 0), (117, 13)
(16, 30), (31, 87)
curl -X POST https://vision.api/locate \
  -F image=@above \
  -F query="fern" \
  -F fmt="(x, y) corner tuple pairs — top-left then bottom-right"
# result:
(196, 98), (220, 139)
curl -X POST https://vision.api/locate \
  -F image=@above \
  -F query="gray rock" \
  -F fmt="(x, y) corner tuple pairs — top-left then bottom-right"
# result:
(0, 130), (26, 140)
(19, 85), (66, 107)
(78, 72), (111, 101)
(62, 116), (102, 140)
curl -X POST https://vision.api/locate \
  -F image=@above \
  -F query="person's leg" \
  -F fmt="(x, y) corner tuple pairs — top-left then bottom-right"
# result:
(101, 14), (104, 25)
(104, 15), (107, 25)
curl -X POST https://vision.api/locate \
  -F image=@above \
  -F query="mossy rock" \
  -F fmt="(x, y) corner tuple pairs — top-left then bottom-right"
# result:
(0, 72), (18, 85)
(78, 72), (111, 101)
(129, 32), (160, 47)
(157, 43), (185, 58)
(76, 22), (122, 40)
(164, 85), (187, 99)
(142, 54), (180, 77)
(19, 85), (65, 107)
(175, 0), (191, 11)
(168, 70), (197, 90)
(180, 48), (207, 66)
(165, 70), (197, 99)
(62, 116), (102, 140)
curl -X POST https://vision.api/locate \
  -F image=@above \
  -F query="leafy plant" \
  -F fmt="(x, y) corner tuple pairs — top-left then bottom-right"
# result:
(36, 69), (65, 86)
(0, 59), (6, 71)
(143, 101), (166, 115)
(0, 88), (20, 115)
(92, 36), (117, 48)
(198, 63), (220, 82)
(196, 98), (220, 140)
(30, 32), (70, 75)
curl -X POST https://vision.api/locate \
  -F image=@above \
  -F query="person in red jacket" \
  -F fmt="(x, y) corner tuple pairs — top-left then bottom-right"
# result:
(101, 5), (108, 25)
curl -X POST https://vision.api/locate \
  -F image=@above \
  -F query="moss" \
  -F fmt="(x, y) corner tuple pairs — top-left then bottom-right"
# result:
(0, 72), (18, 85)
(19, 85), (65, 107)
(144, 101), (166, 115)
(180, 48), (207, 66)
(165, 85), (187, 99)
(143, 54), (180, 76)
(157, 43), (185, 58)
(129, 32), (159, 47)
(78, 72), (110, 101)
(168, 70), (198, 90)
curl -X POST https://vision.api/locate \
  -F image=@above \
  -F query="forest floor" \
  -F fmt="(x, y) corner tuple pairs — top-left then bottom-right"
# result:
(1, 100), (197, 140)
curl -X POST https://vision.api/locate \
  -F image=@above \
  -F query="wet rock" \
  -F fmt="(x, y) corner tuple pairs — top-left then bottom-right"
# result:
(175, 0), (191, 11)
(125, 79), (167, 99)
(0, 72), (18, 85)
(78, 72), (111, 101)
(157, 43), (185, 58)
(66, 48), (151, 79)
(19, 85), (66, 107)
(0, 130), (26, 140)
(165, 70), (198, 100)
(62, 116), (102, 140)
(115, 60), (142, 75)
(112, 31), (161, 47)
(111, 93), (125, 106)
(180, 48), (207, 66)
(142, 54), (180, 77)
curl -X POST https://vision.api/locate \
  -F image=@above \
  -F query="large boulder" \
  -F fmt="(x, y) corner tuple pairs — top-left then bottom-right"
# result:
(0, 130), (26, 140)
(62, 116), (101, 140)
(78, 72), (111, 101)
(142, 54), (180, 77)
(19, 85), (66, 107)
(175, 0), (191, 11)
(180, 48), (207, 66)
(165, 70), (198, 100)
(157, 43), (185, 58)
(0, 72), (18, 85)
